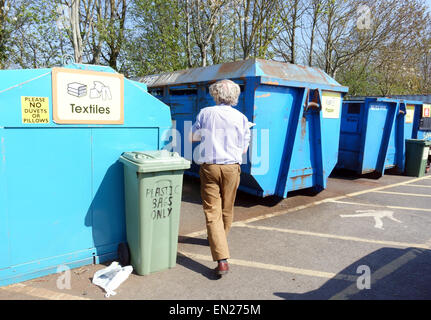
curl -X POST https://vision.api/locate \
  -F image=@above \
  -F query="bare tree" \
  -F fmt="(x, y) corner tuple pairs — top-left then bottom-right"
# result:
(99, 0), (127, 70)
(315, 0), (428, 78)
(273, 0), (306, 64)
(419, 39), (431, 93)
(305, 0), (324, 66)
(209, 17), (227, 65)
(63, 0), (128, 70)
(335, 0), (431, 95)
(59, 0), (97, 64)
(88, 0), (106, 64)
(253, 5), (279, 59)
(184, 0), (194, 67)
(70, 0), (82, 62)
(235, 0), (278, 60)
(190, 0), (228, 67)
(315, 0), (357, 76)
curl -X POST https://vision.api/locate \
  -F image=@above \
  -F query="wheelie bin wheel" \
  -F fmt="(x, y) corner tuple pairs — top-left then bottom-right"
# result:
(118, 242), (130, 266)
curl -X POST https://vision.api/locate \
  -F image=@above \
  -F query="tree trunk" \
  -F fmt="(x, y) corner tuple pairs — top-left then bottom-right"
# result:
(308, 24), (315, 66)
(200, 45), (207, 67)
(185, 0), (193, 68)
(0, 0), (8, 67)
(71, 0), (83, 63)
(290, 0), (298, 64)
(90, 0), (103, 64)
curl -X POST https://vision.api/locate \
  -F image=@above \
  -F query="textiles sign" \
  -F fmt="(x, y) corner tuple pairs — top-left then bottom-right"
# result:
(52, 68), (124, 124)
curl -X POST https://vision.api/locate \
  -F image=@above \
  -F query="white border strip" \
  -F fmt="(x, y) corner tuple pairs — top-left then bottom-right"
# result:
(179, 251), (356, 282)
(0, 283), (90, 300)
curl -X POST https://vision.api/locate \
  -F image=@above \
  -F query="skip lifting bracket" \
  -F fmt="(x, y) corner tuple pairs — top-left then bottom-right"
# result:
(304, 88), (321, 113)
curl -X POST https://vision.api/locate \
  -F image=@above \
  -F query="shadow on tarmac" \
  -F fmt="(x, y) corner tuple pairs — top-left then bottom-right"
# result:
(178, 236), (209, 247)
(330, 167), (412, 181)
(274, 247), (431, 300)
(177, 252), (221, 281)
(330, 168), (385, 180)
(182, 175), (323, 209)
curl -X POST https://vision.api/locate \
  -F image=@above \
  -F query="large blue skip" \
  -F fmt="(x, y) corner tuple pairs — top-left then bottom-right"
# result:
(139, 59), (349, 198)
(336, 97), (420, 175)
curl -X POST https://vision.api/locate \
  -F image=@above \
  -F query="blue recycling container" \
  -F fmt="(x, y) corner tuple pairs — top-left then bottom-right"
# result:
(400, 100), (424, 141)
(337, 97), (415, 175)
(404, 100), (431, 170)
(0, 64), (172, 287)
(407, 101), (431, 141)
(138, 59), (349, 198)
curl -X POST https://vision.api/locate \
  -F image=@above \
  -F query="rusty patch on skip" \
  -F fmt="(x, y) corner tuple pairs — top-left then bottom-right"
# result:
(301, 115), (307, 140)
(216, 60), (248, 77)
(292, 167), (313, 174)
(262, 81), (279, 86)
(256, 93), (271, 98)
(290, 174), (313, 188)
(258, 59), (332, 85)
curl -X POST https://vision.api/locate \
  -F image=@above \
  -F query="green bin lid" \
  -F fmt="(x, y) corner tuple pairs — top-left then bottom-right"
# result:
(119, 150), (191, 173)
(406, 139), (431, 146)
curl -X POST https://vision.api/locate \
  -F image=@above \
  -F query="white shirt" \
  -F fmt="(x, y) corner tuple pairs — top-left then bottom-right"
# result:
(191, 105), (251, 165)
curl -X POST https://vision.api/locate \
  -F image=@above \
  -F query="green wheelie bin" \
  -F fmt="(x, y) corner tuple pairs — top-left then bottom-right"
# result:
(405, 139), (431, 177)
(119, 151), (190, 275)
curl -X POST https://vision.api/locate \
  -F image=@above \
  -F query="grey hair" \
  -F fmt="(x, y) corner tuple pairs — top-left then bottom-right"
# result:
(209, 79), (241, 106)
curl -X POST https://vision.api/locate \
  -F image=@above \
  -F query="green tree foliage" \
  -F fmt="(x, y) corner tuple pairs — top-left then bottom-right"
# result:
(124, 0), (189, 76)
(337, 0), (430, 96)
(0, 0), (430, 96)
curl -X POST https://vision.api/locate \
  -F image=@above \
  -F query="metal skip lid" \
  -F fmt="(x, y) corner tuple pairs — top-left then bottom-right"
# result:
(120, 150), (191, 173)
(406, 139), (431, 146)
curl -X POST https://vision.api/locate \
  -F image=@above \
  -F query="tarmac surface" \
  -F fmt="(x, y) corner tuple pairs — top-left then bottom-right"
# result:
(1, 169), (431, 301)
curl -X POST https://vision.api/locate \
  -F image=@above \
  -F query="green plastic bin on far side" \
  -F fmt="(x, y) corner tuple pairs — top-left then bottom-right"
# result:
(119, 151), (190, 275)
(405, 139), (431, 177)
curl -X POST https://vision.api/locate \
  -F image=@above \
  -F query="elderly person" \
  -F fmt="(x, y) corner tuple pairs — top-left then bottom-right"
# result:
(189, 79), (251, 276)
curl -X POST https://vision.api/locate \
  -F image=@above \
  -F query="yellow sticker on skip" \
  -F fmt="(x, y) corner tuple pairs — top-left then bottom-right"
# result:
(322, 91), (341, 119)
(21, 96), (50, 124)
(405, 105), (415, 123)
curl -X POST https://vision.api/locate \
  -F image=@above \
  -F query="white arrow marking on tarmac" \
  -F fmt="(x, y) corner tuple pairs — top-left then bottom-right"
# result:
(340, 210), (402, 230)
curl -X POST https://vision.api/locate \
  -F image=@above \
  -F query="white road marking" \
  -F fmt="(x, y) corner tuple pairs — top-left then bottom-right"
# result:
(424, 238), (431, 248)
(341, 176), (431, 198)
(329, 200), (431, 213)
(340, 210), (401, 230)
(374, 190), (431, 197)
(0, 283), (90, 300)
(233, 223), (429, 249)
(178, 251), (356, 282)
(404, 184), (431, 188)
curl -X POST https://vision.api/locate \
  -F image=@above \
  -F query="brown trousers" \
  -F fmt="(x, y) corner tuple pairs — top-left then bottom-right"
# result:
(199, 163), (241, 261)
